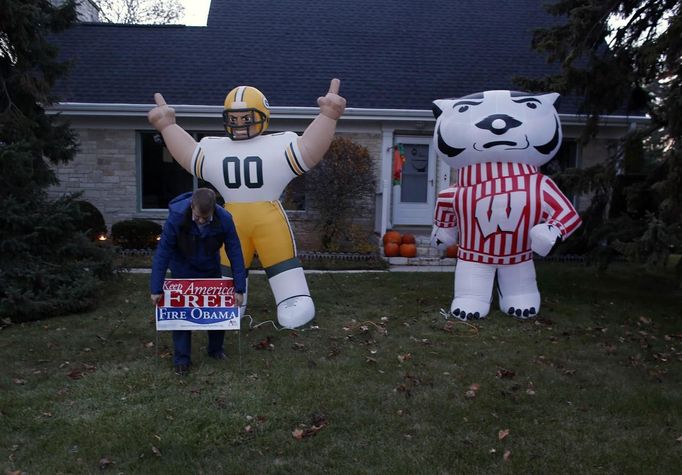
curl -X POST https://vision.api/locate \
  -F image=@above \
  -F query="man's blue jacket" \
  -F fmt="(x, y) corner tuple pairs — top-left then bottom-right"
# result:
(150, 192), (247, 295)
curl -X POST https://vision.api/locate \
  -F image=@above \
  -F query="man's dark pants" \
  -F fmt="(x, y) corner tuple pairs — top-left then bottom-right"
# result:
(172, 330), (225, 365)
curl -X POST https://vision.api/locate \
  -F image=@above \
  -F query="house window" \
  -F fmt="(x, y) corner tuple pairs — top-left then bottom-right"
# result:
(140, 131), (193, 210)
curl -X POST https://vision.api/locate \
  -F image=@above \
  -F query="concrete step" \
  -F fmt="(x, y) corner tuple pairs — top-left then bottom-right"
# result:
(381, 231), (458, 265)
(384, 256), (457, 266)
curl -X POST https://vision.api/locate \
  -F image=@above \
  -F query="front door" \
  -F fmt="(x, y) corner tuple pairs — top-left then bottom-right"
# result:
(392, 136), (436, 225)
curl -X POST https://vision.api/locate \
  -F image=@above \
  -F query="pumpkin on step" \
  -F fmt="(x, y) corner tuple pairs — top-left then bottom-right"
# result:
(401, 233), (416, 244)
(399, 243), (417, 258)
(383, 230), (402, 245)
(384, 241), (400, 257)
(445, 244), (459, 258)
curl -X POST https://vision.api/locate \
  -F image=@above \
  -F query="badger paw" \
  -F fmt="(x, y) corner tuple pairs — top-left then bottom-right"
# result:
(450, 298), (490, 321)
(451, 307), (486, 321)
(507, 306), (537, 320)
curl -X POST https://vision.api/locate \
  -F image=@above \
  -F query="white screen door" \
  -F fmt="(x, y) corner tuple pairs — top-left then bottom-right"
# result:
(392, 136), (436, 225)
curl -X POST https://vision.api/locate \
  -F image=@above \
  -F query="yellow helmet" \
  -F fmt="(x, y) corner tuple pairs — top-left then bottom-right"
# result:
(222, 86), (270, 140)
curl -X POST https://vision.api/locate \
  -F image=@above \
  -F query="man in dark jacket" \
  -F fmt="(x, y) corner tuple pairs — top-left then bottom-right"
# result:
(151, 188), (247, 375)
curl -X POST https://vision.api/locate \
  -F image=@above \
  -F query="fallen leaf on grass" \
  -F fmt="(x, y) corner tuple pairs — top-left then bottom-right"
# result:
(498, 429), (510, 440)
(13, 378), (26, 385)
(292, 422), (328, 440)
(677, 435), (682, 443)
(151, 446), (161, 457)
(397, 353), (412, 363)
(254, 336), (275, 351)
(292, 413), (328, 440)
(292, 342), (306, 351)
(144, 341), (154, 348)
(496, 369), (515, 379)
(503, 450), (512, 461)
(465, 383), (481, 399)
(67, 370), (83, 380)
(98, 457), (114, 469)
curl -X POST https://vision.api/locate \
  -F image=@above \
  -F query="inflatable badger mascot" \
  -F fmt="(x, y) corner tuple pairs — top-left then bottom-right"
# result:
(431, 90), (582, 320)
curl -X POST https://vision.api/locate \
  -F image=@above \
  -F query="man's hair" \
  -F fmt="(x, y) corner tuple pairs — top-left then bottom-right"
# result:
(191, 188), (216, 214)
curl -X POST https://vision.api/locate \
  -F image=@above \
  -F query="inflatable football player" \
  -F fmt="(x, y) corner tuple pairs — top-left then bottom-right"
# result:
(431, 90), (581, 320)
(148, 79), (346, 328)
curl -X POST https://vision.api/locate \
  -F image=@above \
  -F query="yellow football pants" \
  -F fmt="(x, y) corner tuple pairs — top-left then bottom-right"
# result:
(220, 201), (298, 274)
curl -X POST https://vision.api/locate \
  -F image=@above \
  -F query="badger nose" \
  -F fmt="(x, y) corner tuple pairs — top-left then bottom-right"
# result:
(475, 114), (522, 135)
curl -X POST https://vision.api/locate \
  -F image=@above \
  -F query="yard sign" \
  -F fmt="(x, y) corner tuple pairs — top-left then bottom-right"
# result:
(155, 278), (240, 331)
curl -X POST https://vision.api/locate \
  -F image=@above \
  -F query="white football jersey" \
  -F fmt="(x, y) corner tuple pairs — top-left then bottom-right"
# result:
(190, 131), (307, 202)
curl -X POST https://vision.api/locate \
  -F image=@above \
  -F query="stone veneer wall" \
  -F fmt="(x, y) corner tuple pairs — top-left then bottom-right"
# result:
(47, 129), (138, 230)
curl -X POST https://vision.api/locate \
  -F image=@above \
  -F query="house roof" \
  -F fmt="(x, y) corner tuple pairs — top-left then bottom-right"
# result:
(53, 0), (582, 113)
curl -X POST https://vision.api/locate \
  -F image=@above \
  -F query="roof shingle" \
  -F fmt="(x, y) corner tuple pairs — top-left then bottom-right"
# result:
(53, 0), (580, 112)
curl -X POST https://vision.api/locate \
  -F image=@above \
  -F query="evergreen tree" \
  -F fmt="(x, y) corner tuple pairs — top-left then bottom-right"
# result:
(0, 0), (113, 321)
(516, 0), (681, 271)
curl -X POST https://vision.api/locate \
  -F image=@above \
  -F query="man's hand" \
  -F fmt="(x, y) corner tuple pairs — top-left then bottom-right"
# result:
(317, 79), (346, 120)
(151, 294), (162, 306)
(234, 293), (244, 307)
(148, 93), (176, 133)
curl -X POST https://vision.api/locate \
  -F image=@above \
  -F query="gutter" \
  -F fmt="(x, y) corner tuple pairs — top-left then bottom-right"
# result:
(48, 102), (649, 126)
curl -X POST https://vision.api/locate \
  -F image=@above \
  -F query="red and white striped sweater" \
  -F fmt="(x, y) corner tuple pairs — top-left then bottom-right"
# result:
(434, 162), (581, 265)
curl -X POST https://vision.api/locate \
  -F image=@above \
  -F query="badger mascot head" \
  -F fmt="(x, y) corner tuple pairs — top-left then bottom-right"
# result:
(432, 90), (562, 169)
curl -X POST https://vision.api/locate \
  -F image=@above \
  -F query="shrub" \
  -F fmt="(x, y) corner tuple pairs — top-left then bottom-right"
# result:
(307, 137), (375, 251)
(73, 200), (107, 240)
(112, 219), (162, 249)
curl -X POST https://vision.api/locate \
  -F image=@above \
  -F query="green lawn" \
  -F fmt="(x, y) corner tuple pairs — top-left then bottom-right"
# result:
(1, 263), (680, 474)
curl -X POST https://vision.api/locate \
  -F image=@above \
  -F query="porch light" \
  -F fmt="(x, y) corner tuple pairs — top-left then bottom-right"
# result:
(97, 234), (107, 241)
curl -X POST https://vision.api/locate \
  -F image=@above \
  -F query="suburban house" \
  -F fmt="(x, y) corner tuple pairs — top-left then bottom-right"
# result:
(47, 0), (648, 252)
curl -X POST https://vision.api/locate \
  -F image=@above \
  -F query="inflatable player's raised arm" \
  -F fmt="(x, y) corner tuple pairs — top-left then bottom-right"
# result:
(298, 78), (346, 167)
(147, 93), (196, 171)
(148, 80), (346, 329)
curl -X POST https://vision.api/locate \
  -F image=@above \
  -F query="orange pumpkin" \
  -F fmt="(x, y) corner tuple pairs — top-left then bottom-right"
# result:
(446, 244), (459, 258)
(384, 242), (400, 257)
(383, 230), (402, 245)
(399, 243), (417, 258)
(401, 233), (416, 244)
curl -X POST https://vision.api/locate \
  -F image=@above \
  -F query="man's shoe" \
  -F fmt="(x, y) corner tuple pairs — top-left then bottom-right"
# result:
(208, 351), (226, 360)
(174, 364), (189, 376)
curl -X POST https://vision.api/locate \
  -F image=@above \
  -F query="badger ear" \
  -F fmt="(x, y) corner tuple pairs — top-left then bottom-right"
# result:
(432, 99), (451, 119)
(542, 92), (560, 106)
